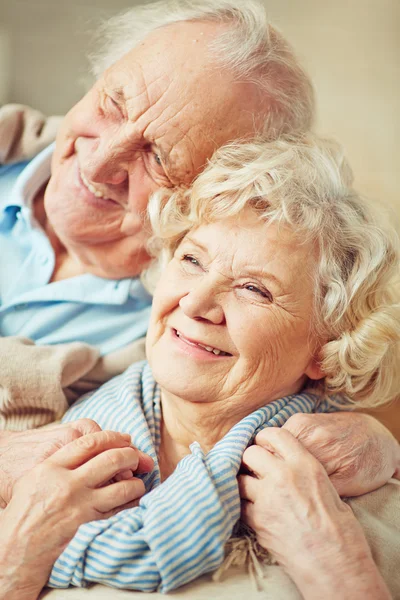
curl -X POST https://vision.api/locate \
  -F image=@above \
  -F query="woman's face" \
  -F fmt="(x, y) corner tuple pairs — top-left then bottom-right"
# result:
(147, 209), (324, 417)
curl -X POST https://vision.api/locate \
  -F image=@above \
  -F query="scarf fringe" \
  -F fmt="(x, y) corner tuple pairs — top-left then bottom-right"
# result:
(213, 524), (277, 591)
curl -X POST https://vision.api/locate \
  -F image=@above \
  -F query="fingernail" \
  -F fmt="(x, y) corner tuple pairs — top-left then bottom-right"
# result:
(121, 433), (132, 443)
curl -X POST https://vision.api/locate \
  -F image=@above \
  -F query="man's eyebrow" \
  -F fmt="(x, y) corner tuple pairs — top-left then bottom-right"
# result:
(109, 86), (126, 103)
(107, 86), (171, 173)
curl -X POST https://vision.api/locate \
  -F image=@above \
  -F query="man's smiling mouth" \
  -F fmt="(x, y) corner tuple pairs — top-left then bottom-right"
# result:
(79, 169), (118, 204)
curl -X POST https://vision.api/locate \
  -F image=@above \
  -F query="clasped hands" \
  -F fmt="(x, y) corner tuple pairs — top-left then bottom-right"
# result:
(0, 412), (398, 600)
(0, 420), (153, 600)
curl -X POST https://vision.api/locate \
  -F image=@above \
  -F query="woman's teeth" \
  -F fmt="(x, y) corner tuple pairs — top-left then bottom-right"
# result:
(175, 330), (228, 356)
(80, 170), (107, 199)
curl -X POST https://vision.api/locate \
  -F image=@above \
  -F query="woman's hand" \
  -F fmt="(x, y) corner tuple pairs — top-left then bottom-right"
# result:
(239, 428), (391, 600)
(0, 429), (154, 600)
(0, 418), (103, 507)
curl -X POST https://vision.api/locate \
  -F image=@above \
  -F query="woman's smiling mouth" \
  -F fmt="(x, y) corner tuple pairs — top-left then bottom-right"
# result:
(173, 328), (231, 357)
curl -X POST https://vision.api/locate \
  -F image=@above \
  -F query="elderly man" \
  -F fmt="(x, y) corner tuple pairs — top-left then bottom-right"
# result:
(0, 0), (398, 563)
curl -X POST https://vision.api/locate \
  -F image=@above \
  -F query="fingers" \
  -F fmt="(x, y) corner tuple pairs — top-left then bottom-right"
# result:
(113, 469), (134, 482)
(93, 478), (146, 515)
(70, 418), (102, 436)
(238, 473), (259, 502)
(255, 427), (313, 462)
(135, 450), (154, 474)
(48, 430), (132, 469)
(80, 446), (149, 487)
(241, 444), (275, 478)
(112, 451), (155, 483)
(242, 428), (320, 480)
(240, 497), (257, 531)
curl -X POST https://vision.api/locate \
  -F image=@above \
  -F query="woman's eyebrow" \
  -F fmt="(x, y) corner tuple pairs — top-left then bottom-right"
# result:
(182, 236), (209, 253)
(239, 266), (286, 292)
(183, 238), (286, 291)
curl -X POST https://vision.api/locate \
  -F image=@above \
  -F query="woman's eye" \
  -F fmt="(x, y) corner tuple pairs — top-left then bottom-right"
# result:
(182, 254), (200, 267)
(244, 284), (273, 302)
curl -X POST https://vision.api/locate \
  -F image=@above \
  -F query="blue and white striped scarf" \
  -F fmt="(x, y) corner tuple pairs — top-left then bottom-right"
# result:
(49, 361), (333, 593)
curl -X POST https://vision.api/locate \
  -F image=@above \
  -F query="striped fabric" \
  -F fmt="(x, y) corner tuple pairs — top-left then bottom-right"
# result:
(49, 361), (334, 593)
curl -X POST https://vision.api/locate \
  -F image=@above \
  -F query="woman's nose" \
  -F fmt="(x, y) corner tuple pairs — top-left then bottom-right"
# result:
(179, 285), (225, 325)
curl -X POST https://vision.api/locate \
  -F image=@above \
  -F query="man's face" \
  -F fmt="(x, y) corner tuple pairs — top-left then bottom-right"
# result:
(45, 21), (267, 279)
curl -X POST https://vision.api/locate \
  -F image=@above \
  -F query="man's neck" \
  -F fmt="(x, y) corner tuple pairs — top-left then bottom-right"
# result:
(32, 186), (86, 282)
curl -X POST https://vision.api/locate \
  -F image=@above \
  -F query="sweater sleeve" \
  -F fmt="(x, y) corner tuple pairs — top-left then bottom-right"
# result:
(0, 103), (62, 165)
(0, 337), (99, 430)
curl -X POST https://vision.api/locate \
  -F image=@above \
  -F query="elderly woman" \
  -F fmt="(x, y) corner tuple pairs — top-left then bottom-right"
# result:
(35, 134), (397, 598)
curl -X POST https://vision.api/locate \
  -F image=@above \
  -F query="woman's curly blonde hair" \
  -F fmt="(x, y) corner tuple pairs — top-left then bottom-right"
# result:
(144, 134), (400, 409)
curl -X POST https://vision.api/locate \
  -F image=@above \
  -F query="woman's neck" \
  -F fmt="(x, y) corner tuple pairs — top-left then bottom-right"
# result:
(158, 389), (242, 481)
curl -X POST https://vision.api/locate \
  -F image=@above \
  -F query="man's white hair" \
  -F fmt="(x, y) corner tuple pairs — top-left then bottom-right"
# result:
(89, 0), (315, 139)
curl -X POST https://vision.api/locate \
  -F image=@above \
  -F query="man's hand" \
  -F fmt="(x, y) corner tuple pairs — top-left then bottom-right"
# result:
(0, 419), (102, 507)
(280, 412), (400, 496)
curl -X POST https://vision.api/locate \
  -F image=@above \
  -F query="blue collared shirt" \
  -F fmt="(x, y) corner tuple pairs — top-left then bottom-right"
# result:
(0, 145), (152, 355)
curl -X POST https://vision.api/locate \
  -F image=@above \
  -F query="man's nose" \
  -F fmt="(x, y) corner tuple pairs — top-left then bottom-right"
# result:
(84, 139), (130, 186)
(179, 282), (225, 325)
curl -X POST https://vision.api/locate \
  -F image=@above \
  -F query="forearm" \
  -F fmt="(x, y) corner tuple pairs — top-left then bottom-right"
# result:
(0, 497), (65, 600)
(287, 548), (391, 600)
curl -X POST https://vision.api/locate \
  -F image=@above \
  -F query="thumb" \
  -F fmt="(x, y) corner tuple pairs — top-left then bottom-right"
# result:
(70, 418), (102, 436)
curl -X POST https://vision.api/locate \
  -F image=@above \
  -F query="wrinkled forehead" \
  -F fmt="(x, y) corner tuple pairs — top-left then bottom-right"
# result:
(102, 21), (266, 183)
(182, 213), (319, 288)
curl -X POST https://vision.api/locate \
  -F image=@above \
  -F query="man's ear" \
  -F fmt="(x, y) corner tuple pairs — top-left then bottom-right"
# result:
(304, 349), (325, 381)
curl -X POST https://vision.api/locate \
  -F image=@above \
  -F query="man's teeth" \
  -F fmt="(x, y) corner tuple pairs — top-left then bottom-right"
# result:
(81, 171), (107, 199)
(176, 331), (227, 356)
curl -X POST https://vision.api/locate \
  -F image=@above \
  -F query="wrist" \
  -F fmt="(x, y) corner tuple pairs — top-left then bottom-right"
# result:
(287, 548), (390, 600)
(0, 498), (58, 597)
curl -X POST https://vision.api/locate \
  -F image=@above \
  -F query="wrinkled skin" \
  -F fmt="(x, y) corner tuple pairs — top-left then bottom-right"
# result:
(280, 412), (400, 496)
(0, 428), (153, 600)
(0, 418), (143, 507)
(240, 428), (392, 600)
(147, 215), (324, 454)
(42, 20), (267, 281)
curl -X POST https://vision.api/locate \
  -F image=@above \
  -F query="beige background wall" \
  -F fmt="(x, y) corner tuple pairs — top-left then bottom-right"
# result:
(1, 0), (398, 212)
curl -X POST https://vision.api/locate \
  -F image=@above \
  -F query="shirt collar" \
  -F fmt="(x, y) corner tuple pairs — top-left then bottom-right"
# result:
(3, 142), (54, 212)
(1, 142), (153, 305)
